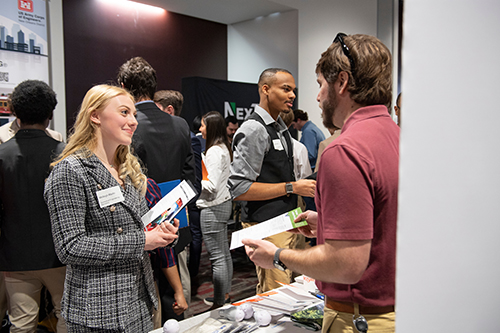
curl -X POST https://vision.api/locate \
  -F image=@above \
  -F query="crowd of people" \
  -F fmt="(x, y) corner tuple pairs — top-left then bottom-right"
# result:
(0, 32), (400, 333)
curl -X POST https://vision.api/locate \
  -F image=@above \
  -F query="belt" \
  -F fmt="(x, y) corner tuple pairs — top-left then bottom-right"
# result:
(325, 296), (394, 315)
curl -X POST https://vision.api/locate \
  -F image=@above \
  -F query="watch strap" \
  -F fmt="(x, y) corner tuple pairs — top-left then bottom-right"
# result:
(273, 248), (287, 271)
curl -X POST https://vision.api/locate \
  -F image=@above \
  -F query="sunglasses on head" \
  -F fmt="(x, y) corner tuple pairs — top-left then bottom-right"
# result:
(333, 33), (356, 80)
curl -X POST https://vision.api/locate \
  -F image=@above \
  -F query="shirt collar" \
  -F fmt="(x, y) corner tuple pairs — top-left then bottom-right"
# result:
(254, 105), (288, 132)
(301, 120), (311, 131)
(342, 105), (391, 133)
(135, 100), (154, 106)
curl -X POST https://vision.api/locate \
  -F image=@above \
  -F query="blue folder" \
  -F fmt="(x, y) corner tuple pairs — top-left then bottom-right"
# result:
(157, 179), (189, 228)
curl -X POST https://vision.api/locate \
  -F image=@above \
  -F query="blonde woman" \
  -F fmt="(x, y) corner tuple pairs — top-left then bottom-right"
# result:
(44, 85), (178, 332)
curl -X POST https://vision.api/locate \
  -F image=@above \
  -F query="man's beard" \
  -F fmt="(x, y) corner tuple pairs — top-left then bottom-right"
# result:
(321, 86), (338, 129)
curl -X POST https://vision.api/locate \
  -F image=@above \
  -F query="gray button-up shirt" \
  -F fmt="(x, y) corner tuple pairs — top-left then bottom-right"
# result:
(229, 105), (289, 199)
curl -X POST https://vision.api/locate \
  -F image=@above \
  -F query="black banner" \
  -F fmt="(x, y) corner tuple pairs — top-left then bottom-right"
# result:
(181, 77), (259, 130)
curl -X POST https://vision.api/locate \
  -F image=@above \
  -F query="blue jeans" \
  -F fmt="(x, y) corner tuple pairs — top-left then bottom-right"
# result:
(200, 200), (233, 305)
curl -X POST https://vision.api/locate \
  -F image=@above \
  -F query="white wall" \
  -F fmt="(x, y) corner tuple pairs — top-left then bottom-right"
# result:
(228, 0), (383, 138)
(294, 0), (378, 137)
(228, 10), (298, 84)
(396, 1), (500, 332)
(48, 0), (66, 140)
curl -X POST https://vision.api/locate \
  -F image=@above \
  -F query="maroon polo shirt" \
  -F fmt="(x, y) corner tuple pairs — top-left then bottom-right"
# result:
(315, 104), (400, 307)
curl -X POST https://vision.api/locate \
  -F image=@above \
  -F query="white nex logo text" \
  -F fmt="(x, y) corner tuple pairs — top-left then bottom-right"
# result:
(224, 102), (258, 121)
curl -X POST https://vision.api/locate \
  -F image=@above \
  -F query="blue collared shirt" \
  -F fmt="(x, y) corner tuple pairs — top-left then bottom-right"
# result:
(300, 120), (325, 169)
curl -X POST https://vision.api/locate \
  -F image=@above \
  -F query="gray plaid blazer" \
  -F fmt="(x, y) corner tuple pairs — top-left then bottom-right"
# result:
(44, 152), (157, 329)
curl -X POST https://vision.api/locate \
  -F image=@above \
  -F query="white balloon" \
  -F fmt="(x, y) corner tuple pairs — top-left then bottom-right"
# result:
(219, 306), (245, 322)
(163, 319), (180, 333)
(228, 308), (245, 322)
(239, 303), (254, 319)
(254, 310), (272, 326)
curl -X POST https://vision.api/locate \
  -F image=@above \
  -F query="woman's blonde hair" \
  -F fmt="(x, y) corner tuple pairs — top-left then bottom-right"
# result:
(52, 84), (147, 194)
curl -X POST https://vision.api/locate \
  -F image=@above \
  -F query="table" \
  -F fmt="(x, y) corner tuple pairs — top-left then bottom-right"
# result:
(150, 276), (322, 333)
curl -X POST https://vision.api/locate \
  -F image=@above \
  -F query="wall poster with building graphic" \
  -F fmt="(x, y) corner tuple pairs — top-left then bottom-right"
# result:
(0, 0), (49, 119)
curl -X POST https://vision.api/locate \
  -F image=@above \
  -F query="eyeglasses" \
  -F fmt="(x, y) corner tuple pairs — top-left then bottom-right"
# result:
(333, 32), (356, 80)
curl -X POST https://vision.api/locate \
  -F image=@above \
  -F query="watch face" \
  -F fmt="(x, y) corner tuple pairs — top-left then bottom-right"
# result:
(286, 183), (293, 194)
(274, 260), (286, 271)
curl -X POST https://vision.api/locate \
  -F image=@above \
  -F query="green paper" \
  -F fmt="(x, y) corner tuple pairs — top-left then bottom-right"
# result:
(288, 207), (307, 228)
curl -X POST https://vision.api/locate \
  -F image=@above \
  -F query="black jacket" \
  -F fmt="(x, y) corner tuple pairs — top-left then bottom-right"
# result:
(0, 129), (65, 271)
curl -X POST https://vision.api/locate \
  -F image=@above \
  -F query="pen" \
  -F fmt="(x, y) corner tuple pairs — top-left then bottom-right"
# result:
(308, 291), (324, 300)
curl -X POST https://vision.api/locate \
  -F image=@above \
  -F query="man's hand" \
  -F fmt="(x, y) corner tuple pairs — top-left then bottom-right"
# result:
(293, 179), (316, 197)
(242, 238), (278, 270)
(144, 219), (179, 251)
(288, 210), (318, 238)
(172, 291), (188, 315)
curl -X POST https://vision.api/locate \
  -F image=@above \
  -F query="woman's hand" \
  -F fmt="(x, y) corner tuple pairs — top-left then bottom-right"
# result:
(144, 219), (179, 251)
(172, 292), (188, 315)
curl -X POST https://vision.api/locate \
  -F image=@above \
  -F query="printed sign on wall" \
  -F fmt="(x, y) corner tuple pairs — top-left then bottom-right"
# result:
(0, 0), (49, 97)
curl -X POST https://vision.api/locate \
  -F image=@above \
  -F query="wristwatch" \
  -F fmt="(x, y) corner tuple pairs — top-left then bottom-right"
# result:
(273, 248), (287, 271)
(285, 182), (293, 195)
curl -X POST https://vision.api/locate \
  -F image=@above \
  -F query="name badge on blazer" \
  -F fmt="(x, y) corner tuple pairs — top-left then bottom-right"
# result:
(96, 186), (125, 208)
(273, 139), (284, 151)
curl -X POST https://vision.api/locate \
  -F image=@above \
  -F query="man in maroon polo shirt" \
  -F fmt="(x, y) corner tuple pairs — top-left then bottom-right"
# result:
(242, 33), (399, 332)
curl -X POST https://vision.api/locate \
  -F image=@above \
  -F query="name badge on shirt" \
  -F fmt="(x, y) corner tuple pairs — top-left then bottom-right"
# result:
(96, 185), (125, 208)
(273, 139), (284, 151)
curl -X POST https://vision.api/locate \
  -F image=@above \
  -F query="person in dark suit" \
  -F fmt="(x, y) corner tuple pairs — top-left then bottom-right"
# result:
(0, 80), (67, 333)
(154, 90), (203, 297)
(117, 58), (195, 186)
(118, 57), (196, 322)
(44, 85), (179, 332)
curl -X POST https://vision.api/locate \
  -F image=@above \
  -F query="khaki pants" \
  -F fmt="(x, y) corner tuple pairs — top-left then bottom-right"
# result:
(3, 267), (67, 333)
(322, 306), (395, 333)
(152, 282), (162, 329)
(177, 249), (192, 318)
(241, 222), (297, 294)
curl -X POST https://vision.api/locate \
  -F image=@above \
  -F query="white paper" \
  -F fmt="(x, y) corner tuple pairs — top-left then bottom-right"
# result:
(230, 208), (305, 249)
(141, 180), (196, 229)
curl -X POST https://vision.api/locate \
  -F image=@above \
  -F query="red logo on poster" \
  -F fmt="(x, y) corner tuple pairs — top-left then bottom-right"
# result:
(18, 0), (34, 12)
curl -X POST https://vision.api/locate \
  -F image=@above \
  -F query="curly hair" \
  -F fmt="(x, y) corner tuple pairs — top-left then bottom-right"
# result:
(293, 109), (308, 121)
(117, 57), (157, 101)
(316, 34), (392, 107)
(52, 85), (147, 194)
(10, 80), (57, 124)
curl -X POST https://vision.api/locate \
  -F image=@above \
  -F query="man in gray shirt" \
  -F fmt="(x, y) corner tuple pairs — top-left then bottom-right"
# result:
(229, 68), (316, 293)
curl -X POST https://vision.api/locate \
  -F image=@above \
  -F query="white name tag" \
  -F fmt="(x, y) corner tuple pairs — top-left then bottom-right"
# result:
(273, 139), (284, 151)
(96, 186), (125, 208)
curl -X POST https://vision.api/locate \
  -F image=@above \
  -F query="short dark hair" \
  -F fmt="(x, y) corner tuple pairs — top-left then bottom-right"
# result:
(258, 68), (293, 91)
(225, 115), (238, 126)
(293, 109), (308, 121)
(10, 80), (57, 125)
(192, 115), (202, 133)
(117, 57), (157, 100)
(316, 34), (392, 107)
(154, 90), (184, 116)
(396, 92), (402, 106)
